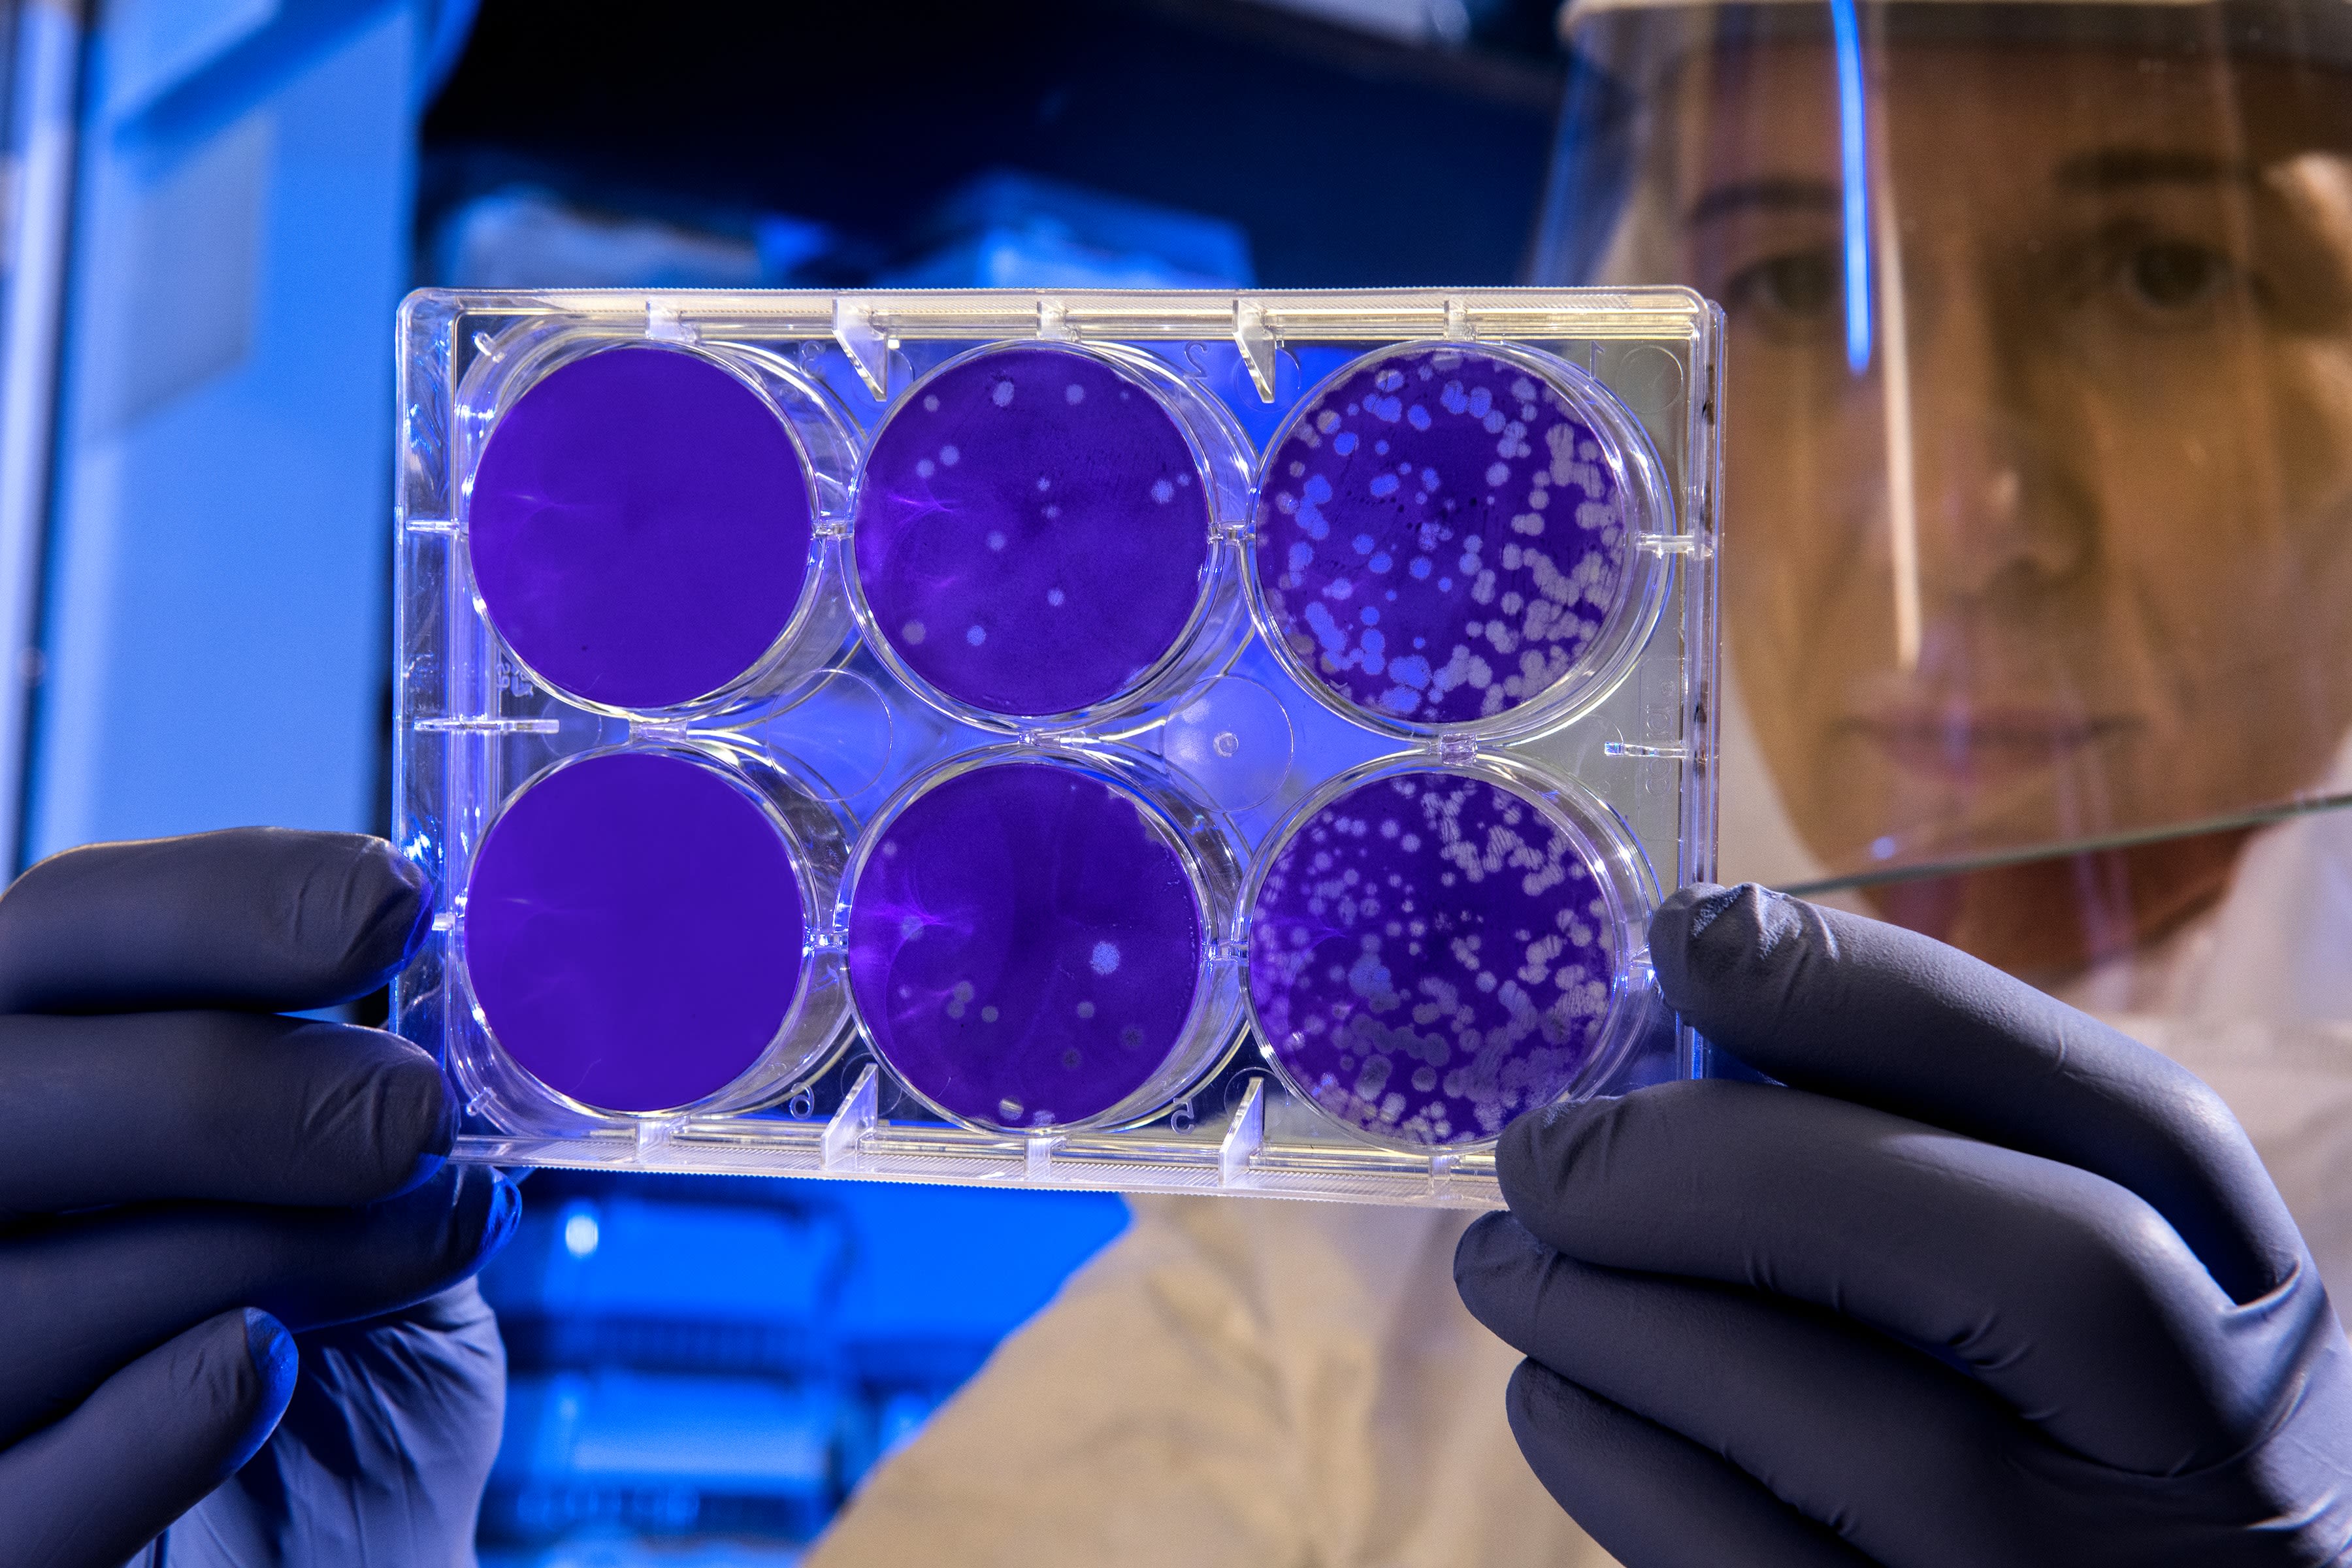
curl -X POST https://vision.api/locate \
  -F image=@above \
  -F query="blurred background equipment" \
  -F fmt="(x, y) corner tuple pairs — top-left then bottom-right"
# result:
(10, 0), (477, 863)
(476, 1174), (1128, 1561)
(0, 0), (1570, 1561)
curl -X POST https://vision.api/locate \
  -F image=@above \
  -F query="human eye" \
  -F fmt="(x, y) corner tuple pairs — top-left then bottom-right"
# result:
(2119, 236), (2238, 312)
(1720, 247), (1844, 335)
(2080, 220), (2258, 327)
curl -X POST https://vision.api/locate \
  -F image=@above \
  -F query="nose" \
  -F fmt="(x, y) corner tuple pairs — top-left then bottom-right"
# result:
(1912, 417), (2091, 602)
(1894, 272), (2098, 608)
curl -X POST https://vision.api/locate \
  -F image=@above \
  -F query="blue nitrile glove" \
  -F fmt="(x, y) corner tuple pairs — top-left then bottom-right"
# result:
(1456, 883), (2352, 1567)
(0, 829), (515, 1567)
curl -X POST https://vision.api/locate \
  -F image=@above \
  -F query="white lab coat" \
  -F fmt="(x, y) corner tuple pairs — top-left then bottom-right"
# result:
(807, 683), (2352, 1568)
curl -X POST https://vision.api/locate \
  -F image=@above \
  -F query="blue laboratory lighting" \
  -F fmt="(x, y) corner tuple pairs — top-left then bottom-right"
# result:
(1829, 0), (1872, 373)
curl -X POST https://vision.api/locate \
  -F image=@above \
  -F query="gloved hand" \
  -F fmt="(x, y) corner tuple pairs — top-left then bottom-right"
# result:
(0, 828), (516, 1567)
(1456, 883), (2352, 1567)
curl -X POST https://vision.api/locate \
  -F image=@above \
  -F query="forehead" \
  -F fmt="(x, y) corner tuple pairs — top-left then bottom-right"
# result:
(1659, 41), (2352, 188)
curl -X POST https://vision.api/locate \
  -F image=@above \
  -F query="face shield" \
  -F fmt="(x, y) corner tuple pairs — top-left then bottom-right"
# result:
(1537, 0), (2352, 989)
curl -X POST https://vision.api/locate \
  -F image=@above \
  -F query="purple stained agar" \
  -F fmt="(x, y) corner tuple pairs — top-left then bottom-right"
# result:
(465, 751), (809, 1114)
(854, 345), (1212, 719)
(1254, 346), (1632, 727)
(469, 346), (815, 711)
(847, 761), (1205, 1129)
(1248, 770), (1617, 1146)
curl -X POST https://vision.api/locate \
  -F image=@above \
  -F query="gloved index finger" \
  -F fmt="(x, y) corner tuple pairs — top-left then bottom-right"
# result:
(0, 828), (432, 1016)
(1650, 883), (2304, 1305)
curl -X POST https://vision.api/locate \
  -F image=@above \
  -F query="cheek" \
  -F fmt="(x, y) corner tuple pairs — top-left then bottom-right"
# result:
(2257, 346), (2352, 731)
(2268, 344), (2352, 561)
(2070, 344), (2352, 819)
(2085, 342), (2352, 661)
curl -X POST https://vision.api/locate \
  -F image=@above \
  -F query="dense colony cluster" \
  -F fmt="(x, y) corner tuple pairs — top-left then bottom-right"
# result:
(1254, 346), (1631, 728)
(1249, 770), (1616, 1145)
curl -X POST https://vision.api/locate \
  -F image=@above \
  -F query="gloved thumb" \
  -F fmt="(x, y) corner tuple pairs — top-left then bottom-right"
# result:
(0, 1306), (297, 1567)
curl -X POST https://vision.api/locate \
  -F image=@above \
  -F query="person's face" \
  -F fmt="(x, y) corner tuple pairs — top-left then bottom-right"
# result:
(1661, 40), (2352, 977)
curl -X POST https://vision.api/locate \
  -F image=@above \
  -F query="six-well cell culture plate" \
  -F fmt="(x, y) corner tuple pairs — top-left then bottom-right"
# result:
(396, 287), (1722, 1208)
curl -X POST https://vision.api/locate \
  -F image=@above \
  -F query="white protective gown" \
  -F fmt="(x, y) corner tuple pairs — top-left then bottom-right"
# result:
(806, 681), (2352, 1568)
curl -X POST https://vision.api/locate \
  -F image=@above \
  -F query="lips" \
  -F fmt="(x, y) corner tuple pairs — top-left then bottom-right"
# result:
(1837, 701), (2140, 783)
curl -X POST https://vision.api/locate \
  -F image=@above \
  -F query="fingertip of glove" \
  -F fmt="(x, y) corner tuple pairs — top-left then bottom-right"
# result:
(1651, 883), (1761, 990)
(1502, 1359), (1631, 1481)
(241, 1308), (297, 1408)
(331, 838), (438, 997)
(372, 1164), (521, 1291)
(1648, 882), (1813, 1017)
(397, 865), (436, 967)
(1453, 1209), (1524, 1289)
(419, 1051), (459, 1158)
(1495, 1097), (1593, 1211)
(1678, 882), (1747, 938)
(1494, 1085), (1727, 1249)
(1454, 1211), (1550, 1341)
(1505, 1355), (1567, 1427)
(377, 1048), (458, 1198)
(395, 1147), (449, 1199)
(476, 1169), (521, 1268)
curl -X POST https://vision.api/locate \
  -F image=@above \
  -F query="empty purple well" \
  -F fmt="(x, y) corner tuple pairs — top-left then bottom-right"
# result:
(469, 346), (816, 711)
(1248, 770), (1616, 1146)
(465, 751), (808, 1114)
(847, 761), (1205, 1129)
(854, 345), (1212, 719)
(1254, 346), (1632, 727)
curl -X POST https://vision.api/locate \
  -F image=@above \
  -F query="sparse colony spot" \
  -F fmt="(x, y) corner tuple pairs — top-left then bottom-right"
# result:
(853, 344), (1216, 719)
(845, 760), (1208, 1132)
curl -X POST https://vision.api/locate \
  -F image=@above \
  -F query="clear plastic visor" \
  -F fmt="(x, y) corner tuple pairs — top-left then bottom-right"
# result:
(1541, 2), (2352, 983)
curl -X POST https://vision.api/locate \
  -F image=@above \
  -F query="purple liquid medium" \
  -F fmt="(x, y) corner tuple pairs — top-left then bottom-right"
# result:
(1254, 347), (1631, 727)
(465, 752), (809, 1114)
(468, 346), (816, 711)
(1249, 772), (1615, 1146)
(855, 346), (1212, 719)
(847, 762), (1205, 1128)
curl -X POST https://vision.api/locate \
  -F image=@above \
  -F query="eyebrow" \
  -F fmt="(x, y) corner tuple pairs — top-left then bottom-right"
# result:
(1684, 148), (2262, 227)
(2054, 148), (2261, 191)
(1684, 177), (1841, 227)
